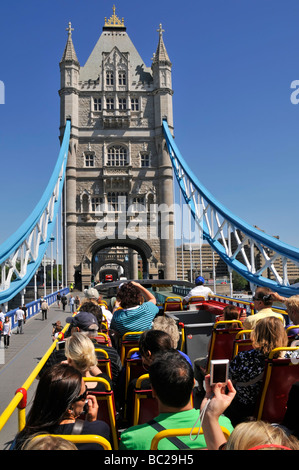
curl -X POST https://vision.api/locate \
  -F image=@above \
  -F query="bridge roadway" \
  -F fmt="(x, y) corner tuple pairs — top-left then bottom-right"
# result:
(0, 288), (181, 449)
(0, 294), (75, 450)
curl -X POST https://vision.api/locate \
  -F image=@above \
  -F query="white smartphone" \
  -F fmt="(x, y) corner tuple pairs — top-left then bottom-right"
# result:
(210, 359), (229, 385)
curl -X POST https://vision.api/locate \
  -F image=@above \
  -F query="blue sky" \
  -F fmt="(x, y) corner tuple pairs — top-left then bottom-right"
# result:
(0, 0), (299, 252)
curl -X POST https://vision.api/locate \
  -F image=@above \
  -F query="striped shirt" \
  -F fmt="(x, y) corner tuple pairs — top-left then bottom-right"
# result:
(110, 301), (159, 336)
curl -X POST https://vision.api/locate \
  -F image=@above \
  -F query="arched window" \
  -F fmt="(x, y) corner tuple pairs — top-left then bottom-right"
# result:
(107, 145), (127, 166)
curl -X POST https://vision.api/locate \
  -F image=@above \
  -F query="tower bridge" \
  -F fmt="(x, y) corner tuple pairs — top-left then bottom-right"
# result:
(1, 6), (299, 312)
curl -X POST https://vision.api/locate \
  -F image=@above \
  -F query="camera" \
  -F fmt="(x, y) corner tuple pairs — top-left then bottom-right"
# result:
(210, 359), (229, 385)
(83, 399), (89, 414)
(56, 340), (65, 351)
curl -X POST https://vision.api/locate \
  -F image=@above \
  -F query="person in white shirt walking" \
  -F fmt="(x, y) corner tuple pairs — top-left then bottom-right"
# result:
(3, 316), (11, 348)
(16, 307), (25, 334)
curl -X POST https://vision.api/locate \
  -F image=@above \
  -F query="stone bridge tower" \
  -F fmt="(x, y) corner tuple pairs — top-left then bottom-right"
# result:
(59, 7), (175, 288)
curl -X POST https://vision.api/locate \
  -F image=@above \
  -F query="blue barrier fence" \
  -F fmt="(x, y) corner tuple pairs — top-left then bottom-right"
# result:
(4, 288), (69, 330)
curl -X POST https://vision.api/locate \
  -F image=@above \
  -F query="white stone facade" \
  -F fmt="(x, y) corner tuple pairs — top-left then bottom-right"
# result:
(59, 11), (175, 287)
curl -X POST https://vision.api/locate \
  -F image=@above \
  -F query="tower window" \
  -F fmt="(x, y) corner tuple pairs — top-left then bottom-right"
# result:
(131, 98), (139, 111)
(91, 197), (103, 212)
(119, 98), (127, 110)
(93, 98), (101, 111)
(106, 98), (114, 110)
(107, 146), (127, 166)
(118, 72), (126, 85)
(107, 192), (128, 211)
(141, 153), (150, 167)
(85, 154), (95, 167)
(106, 71), (114, 86)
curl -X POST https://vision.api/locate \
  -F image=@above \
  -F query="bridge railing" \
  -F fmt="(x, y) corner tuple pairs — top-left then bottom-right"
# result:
(4, 288), (69, 330)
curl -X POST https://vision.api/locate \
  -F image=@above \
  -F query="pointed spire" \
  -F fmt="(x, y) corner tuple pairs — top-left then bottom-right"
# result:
(61, 22), (79, 64)
(152, 24), (171, 65)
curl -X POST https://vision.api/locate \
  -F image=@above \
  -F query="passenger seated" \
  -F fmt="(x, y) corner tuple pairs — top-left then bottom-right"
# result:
(12, 363), (111, 450)
(40, 311), (122, 393)
(243, 286), (285, 329)
(110, 281), (159, 338)
(152, 315), (192, 366)
(224, 316), (289, 426)
(63, 332), (112, 392)
(182, 276), (214, 304)
(124, 329), (174, 420)
(215, 305), (241, 328)
(119, 350), (233, 450)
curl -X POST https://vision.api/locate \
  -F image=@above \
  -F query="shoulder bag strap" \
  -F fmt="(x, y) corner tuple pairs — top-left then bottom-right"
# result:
(71, 419), (85, 435)
(148, 419), (190, 450)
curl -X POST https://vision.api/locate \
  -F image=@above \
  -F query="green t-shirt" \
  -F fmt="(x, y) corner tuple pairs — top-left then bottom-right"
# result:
(119, 409), (233, 450)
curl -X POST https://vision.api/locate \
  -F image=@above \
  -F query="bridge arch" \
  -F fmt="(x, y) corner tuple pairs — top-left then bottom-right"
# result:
(80, 237), (153, 288)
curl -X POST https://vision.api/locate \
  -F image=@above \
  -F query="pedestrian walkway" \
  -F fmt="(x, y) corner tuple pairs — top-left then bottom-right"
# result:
(0, 294), (76, 449)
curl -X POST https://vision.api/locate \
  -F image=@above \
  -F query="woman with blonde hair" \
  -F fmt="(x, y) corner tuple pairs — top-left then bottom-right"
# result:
(64, 332), (112, 392)
(224, 316), (288, 426)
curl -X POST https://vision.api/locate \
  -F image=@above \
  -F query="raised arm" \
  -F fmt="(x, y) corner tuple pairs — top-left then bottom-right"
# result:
(130, 281), (157, 304)
(200, 375), (236, 450)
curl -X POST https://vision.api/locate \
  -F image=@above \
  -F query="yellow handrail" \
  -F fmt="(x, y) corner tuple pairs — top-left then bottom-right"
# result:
(150, 426), (231, 450)
(32, 433), (112, 450)
(0, 323), (70, 433)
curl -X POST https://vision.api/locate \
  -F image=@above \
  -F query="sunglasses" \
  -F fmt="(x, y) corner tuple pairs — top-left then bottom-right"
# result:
(73, 387), (88, 403)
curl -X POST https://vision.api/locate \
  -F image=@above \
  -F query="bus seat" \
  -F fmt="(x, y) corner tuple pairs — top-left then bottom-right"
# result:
(232, 330), (253, 358)
(120, 331), (143, 365)
(94, 348), (113, 380)
(95, 332), (112, 347)
(83, 377), (119, 450)
(164, 297), (183, 312)
(132, 374), (159, 426)
(204, 321), (243, 374)
(255, 347), (299, 424)
(188, 296), (206, 305)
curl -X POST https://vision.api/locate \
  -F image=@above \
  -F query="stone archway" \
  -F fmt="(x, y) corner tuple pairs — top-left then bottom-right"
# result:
(81, 237), (153, 288)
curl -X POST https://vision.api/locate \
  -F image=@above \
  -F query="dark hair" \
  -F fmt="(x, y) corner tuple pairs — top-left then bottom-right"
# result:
(223, 305), (239, 321)
(14, 364), (82, 448)
(79, 301), (103, 325)
(149, 350), (194, 408)
(116, 282), (143, 309)
(255, 287), (273, 306)
(139, 329), (172, 359)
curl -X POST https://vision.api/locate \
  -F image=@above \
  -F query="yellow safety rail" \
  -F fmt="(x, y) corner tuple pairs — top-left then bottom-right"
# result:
(32, 433), (112, 450)
(0, 319), (71, 435)
(150, 426), (231, 450)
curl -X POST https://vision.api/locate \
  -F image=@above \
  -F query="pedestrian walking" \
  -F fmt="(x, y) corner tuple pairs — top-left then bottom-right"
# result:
(16, 307), (25, 334)
(74, 295), (81, 311)
(41, 299), (49, 321)
(61, 294), (67, 311)
(0, 309), (4, 343)
(56, 292), (61, 308)
(69, 295), (75, 313)
(3, 316), (11, 348)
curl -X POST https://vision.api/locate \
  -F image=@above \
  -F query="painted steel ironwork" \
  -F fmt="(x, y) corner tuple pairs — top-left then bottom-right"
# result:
(0, 120), (71, 303)
(163, 119), (299, 297)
